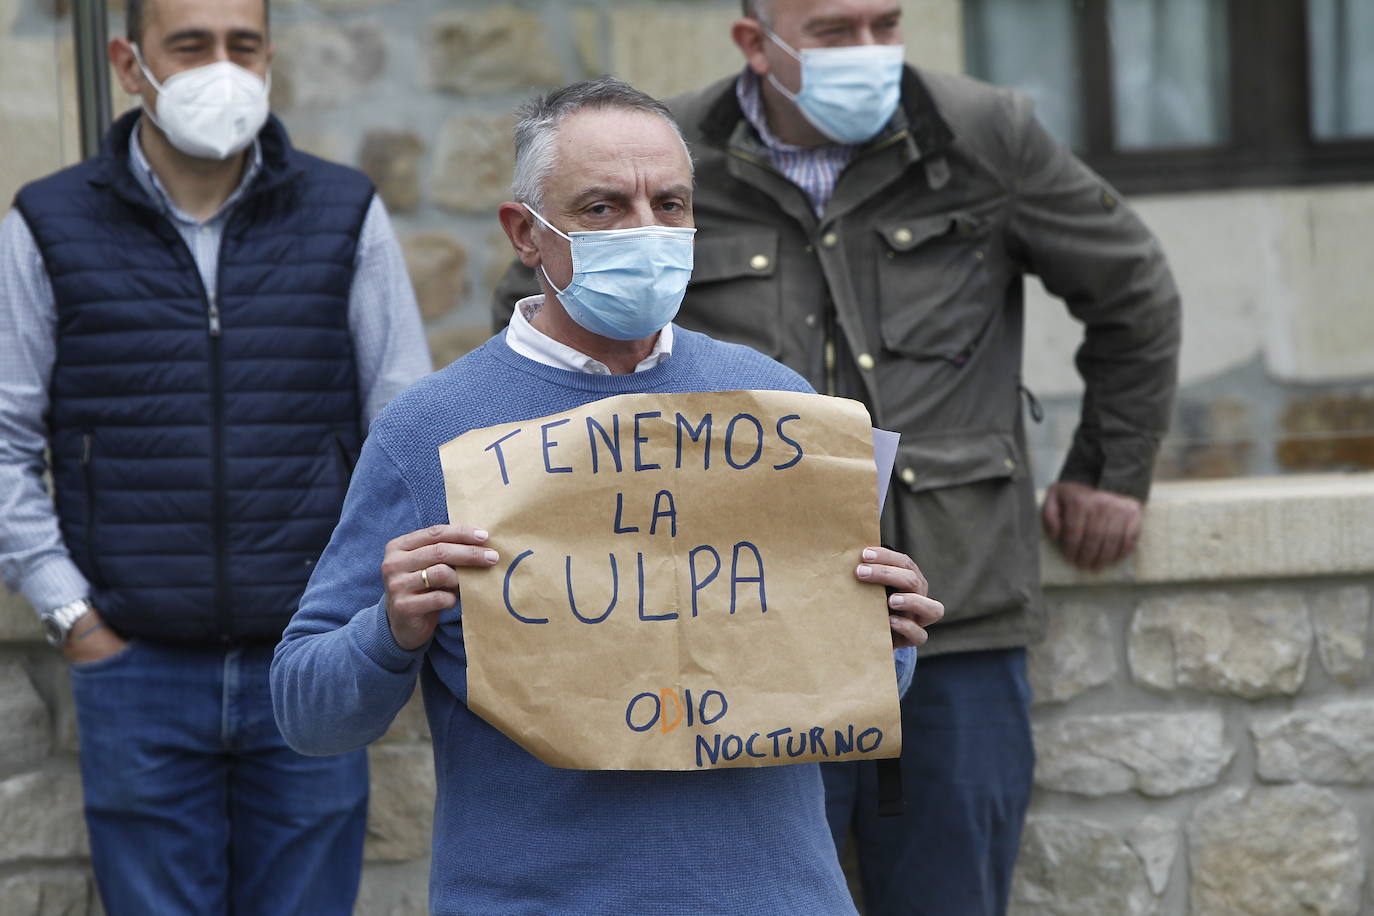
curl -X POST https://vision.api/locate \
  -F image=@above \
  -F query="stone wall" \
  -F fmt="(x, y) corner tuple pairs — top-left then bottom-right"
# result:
(1016, 473), (1374, 916)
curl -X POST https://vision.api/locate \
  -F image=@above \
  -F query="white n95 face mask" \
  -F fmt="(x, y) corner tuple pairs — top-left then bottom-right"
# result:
(526, 207), (696, 342)
(133, 45), (270, 160)
(766, 31), (905, 145)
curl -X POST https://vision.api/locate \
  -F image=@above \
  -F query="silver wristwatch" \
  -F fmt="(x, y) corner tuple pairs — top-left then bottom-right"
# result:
(41, 598), (93, 647)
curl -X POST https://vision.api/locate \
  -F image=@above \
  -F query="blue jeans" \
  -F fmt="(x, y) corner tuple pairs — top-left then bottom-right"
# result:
(70, 641), (369, 916)
(821, 648), (1035, 916)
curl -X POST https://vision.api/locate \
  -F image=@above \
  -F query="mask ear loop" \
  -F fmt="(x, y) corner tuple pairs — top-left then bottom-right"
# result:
(764, 29), (803, 61)
(129, 44), (172, 134)
(523, 204), (574, 242)
(523, 205), (576, 296)
(762, 30), (805, 102)
(130, 44), (166, 93)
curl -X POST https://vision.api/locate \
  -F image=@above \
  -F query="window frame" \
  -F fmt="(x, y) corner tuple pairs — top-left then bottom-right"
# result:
(1059, 0), (1374, 194)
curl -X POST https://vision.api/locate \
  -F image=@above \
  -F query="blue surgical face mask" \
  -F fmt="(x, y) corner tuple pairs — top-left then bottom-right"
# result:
(526, 207), (696, 341)
(765, 31), (905, 144)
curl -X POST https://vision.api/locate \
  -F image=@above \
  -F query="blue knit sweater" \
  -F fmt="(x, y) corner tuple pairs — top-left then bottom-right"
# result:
(272, 328), (912, 915)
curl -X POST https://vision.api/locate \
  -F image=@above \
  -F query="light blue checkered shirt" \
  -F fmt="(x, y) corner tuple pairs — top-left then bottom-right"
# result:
(0, 118), (432, 615)
(735, 70), (856, 216)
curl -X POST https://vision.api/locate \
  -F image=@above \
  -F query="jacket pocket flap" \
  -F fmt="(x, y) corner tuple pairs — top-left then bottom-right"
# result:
(691, 229), (779, 283)
(893, 432), (1019, 493)
(877, 212), (987, 252)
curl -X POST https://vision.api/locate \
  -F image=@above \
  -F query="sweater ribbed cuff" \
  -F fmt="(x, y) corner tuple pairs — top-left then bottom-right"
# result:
(350, 599), (425, 674)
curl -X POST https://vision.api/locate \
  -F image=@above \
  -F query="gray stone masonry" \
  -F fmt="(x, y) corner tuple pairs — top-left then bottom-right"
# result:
(1020, 473), (1374, 916)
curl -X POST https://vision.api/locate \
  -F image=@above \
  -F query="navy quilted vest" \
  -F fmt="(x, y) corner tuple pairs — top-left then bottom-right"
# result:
(15, 111), (373, 645)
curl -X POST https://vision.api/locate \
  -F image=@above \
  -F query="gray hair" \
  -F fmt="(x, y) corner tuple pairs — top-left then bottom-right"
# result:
(510, 76), (692, 214)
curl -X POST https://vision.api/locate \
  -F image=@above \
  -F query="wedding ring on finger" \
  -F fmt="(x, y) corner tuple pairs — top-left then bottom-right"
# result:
(421, 567), (432, 591)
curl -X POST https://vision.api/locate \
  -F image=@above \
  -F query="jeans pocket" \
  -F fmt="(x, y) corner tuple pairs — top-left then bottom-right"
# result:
(69, 639), (141, 675)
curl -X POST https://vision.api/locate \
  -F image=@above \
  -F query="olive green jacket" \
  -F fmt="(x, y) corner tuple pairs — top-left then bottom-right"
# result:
(494, 68), (1181, 655)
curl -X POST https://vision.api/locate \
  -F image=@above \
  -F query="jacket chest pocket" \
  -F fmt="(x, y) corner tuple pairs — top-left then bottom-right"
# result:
(875, 212), (995, 364)
(680, 229), (782, 358)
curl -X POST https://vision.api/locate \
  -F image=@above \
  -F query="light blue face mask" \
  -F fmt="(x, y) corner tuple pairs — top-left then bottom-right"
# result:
(527, 207), (696, 341)
(766, 31), (905, 144)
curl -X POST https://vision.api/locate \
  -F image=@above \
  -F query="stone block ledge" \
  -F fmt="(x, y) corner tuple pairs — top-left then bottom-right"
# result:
(1042, 472), (1374, 587)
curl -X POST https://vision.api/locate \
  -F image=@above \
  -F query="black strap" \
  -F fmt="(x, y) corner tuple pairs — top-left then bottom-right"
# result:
(877, 757), (904, 817)
(1018, 383), (1045, 423)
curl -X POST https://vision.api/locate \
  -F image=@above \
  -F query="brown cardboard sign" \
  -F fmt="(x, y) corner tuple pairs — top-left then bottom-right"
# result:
(438, 389), (902, 771)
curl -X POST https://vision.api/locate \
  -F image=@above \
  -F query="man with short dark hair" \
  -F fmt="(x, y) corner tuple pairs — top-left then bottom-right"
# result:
(273, 76), (943, 915)
(0, 0), (429, 910)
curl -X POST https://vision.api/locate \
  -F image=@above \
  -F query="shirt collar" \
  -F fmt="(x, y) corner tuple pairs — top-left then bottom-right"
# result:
(735, 69), (854, 155)
(506, 295), (673, 375)
(128, 116), (264, 226)
(733, 68), (915, 157)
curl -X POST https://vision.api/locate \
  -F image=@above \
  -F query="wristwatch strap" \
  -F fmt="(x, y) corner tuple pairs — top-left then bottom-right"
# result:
(41, 598), (93, 647)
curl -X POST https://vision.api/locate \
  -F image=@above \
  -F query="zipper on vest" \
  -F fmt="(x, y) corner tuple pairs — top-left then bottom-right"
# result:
(161, 218), (231, 641)
(208, 274), (230, 642)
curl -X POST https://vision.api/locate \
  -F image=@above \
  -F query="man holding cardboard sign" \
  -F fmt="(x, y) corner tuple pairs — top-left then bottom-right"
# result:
(439, 387), (909, 774)
(272, 77), (941, 915)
